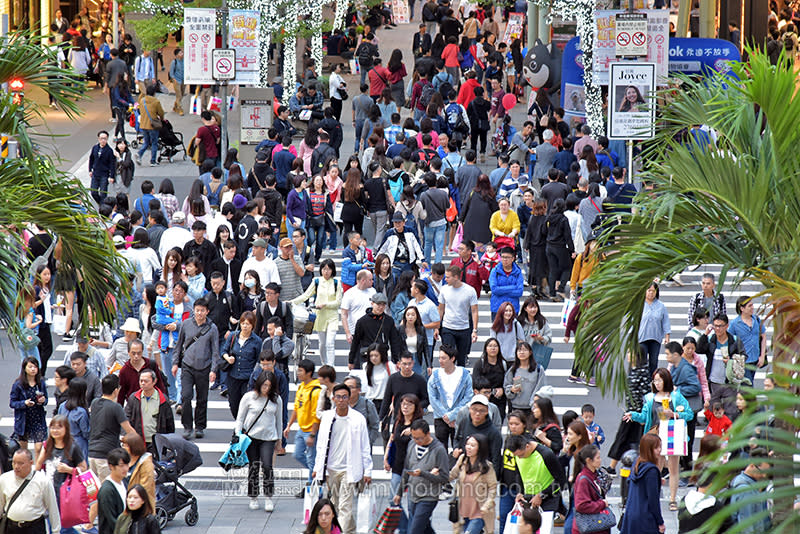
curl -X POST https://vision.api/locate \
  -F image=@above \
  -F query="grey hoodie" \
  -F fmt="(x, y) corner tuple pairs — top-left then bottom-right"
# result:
(397, 436), (450, 502)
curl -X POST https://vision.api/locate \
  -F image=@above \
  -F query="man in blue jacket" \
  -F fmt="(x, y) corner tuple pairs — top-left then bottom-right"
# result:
(341, 231), (373, 291)
(88, 130), (115, 204)
(488, 247), (524, 315)
(272, 135), (296, 197)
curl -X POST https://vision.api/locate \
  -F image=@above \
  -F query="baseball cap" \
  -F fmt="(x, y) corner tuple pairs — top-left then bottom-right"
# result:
(470, 394), (490, 407)
(252, 238), (267, 248)
(392, 211), (405, 222)
(279, 237), (293, 248)
(518, 176), (530, 186)
(112, 235), (125, 247)
(370, 293), (388, 304)
(171, 211), (186, 223)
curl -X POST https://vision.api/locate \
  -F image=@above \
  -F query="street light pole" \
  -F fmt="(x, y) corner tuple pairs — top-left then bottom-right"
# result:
(220, 0), (229, 159)
(112, 0), (119, 47)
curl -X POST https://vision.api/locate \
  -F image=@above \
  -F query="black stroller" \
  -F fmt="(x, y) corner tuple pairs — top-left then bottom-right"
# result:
(157, 119), (187, 163)
(153, 433), (202, 529)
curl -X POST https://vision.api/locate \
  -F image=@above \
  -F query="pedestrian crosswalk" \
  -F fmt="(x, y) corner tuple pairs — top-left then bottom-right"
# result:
(0, 255), (770, 483)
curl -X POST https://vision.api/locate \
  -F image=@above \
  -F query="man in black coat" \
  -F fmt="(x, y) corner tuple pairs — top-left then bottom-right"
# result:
(88, 130), (116, 204)
(348, 292), (407, 367)
(311, 131), (338, 175)
(412, 24), (432, 58)
(209, 240), (242, 295)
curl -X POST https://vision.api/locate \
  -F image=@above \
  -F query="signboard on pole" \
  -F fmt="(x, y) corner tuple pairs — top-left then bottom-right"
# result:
(239, 87), (274, 144)
(389, 0), (410, 25)
(212, 49), (236, 81)
(594, 10), (669, 85)
(607, 62), (656, 140)
(502, 13), (525, 47)
(184, 8), (216, 84)
(228, 9), (261, 85)
(615, 13), (648, 57)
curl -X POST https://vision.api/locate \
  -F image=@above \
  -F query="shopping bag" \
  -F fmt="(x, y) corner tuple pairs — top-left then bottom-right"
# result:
(356, 487), (379, 534)
(450, 223), (463, 252)
(659, 417), (688, 456)
(208, 96), (223, 112)
(561, 297), (576, 327)
(349, 58), (360, 74)
(60, 474), (89, 527)
(228, 95), (236, 110)
(303, 480), (323, 524)
(190, 94), (201, 115)
(539, 510), (555, 534)
(371, 505), (402, 534)
(218, 433), (252, 471)
(333, 201), (344, 223)
(532, 343), (554, 370)
(503, 502), (523, 534)
(77, 469), (101, 503)
(52, 313), (67, 336)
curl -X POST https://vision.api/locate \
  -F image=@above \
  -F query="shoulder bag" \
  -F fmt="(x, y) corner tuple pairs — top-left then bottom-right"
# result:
(573, 474), (616, 533)
(219, 328), (239, 372)
(0, 476), (32, 532)
(141, 99), (162, 130)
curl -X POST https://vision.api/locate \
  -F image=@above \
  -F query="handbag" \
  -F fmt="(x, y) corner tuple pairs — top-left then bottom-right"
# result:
(219, 329), (239, 372)
(659, 417), (688, 456)
(532, 343), (554, 370)
(309, 214), (325, 228)
(141, 99), (162, 129)
(218, 433), (252, 471)
(574, 474), (616, 533)
(448, 497), (459, 523)
(356, 487), (379, 534)
(685, 393), (703, 413)
(52, 313), (67, 336)
(339, 88), (349, 101)
(333, 201), (344, 223)
(60, 473), (89, 527)
(372, 505), (402, 534)
(0, 476), (31, 533)
(77, 469), (101, 503)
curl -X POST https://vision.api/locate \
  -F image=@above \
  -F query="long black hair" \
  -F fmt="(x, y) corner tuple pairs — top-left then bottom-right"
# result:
(365, 343), (389, 388)
(390, 270), (415, 303)
(519, 296), (546, 330)
(510, 341), (535, 374)
(252, 370), (279, 403)
(303, 498), (341, 534)
(18, 356), (42, 386)
(464, 433), (491, 475)
(64, 377), (88, 411)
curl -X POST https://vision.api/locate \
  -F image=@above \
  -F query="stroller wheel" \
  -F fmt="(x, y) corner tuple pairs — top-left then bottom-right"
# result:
(185, 508), (199, 526)
(155, 506), (169, 530)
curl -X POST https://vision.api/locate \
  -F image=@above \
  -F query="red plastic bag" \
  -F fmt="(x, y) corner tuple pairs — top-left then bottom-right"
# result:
(60, 474), (89, 527)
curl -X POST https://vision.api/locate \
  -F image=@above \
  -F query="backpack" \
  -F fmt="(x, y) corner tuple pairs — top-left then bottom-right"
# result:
(357, 42), (375, 66)
(313, 278), (339, 307)
(417, 147), (437, 164)
(446, 103), (469, 134)
(784, 32), (796, 51)
(726, 351), (749, 386)
(445, 196), (458, 223)
(419, 82), (436, 108)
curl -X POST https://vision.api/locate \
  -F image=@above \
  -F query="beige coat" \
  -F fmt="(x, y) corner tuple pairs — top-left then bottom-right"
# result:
(448, 455), (498, 534)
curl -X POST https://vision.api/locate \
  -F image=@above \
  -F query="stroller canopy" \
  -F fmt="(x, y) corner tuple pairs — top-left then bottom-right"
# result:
(153, 433), (202, 475)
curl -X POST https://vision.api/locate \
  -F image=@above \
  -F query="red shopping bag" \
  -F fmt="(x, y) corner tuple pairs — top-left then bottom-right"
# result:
(372, 505), (402, 534)
(60, 474), (89, 527)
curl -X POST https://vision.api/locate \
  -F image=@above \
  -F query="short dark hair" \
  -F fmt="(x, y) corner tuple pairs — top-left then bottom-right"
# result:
(664, 341), (683, 355)
(107, 447), (131, 466)
(332, 383), (351, 397)
(712, 313), (729, 325)
(506, 433), (532, 452)
(581, 403), (595, 415)
(410, 419), (430, 433)
(439, 344), (457, 361)
(193, 297), (209, 310)
(101, 374), (120, 395)
(318, 365), (336, 383)
(298, 359), (315, 374)
(69, 351), (88, 362)
(55, 365), (76, 382)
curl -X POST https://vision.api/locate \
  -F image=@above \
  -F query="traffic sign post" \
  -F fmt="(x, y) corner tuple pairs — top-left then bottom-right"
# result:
(615, 12), (648, 57)
(212, 49), (236, 81)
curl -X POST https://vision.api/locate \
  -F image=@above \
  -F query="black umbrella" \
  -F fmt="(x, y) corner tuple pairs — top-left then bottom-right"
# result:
(153, 433), (202, 475)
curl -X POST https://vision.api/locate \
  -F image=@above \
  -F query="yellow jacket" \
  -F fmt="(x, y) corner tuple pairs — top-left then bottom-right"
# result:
(570, 252), (599, 290)
(489, 211), (521, 239)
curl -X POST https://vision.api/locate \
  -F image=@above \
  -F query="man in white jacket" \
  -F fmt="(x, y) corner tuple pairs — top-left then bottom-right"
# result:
(313, 383), (373, 534)
(377, 212), (426, 277)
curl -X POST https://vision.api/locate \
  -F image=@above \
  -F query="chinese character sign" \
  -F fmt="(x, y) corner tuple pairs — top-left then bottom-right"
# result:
(594, 10), (669, 85)
(502, 13), (525, 47)
(607, 62), (656, 140)
(184, 8), (216, 84)
(228, 9), (261, 85)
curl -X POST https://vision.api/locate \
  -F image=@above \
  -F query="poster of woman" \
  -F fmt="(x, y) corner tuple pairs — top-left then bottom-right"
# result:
(607, 62), (656, 140)
(617, 85), (646, 112)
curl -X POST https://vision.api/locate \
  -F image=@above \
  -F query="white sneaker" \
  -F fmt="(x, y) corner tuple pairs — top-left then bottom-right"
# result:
(249, 498), (259, 510)
(264, 497), (274, 512)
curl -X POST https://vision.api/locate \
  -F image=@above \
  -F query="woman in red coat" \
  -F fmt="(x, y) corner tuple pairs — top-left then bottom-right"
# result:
(572, 444), (611, 534)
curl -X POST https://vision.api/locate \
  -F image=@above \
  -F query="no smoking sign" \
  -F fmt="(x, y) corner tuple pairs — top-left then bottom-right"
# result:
(212, 48), (236, 81)
(615, 12), (648, 57)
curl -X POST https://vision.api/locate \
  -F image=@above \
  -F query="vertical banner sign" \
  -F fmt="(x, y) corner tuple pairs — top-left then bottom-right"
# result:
(240, 99), (273, 143)
(502, 13), (525, 46)
(607, 62), (656, 140)
(228, 9), (261, 85)
(594, 10), (669, 85)
(389, 0), (410, 25)
(184, 8), (215, 84)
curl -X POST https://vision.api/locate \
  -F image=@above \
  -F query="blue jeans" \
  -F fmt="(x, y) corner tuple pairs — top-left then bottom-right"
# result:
(354, 119), (365, 153)
(307, 220), (327, 261)
(392, 261), (412, 278)
(89, 173), (109, 204)
(19, 346), (40, 366)
(137, 128), (159, 164)
(423, 223), (446, 264)
(498, 485), (518, 534)
(744, 364), (757, 386)
(413, 108), (426, 126)
(407, 500), (437, 534)
(294, 429), (316, 483)
(390, 473), (409, 534)
(463, 518), (485, 534)
(161, 347), (178, 402)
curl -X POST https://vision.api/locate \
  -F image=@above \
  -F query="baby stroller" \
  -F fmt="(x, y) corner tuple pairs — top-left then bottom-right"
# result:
(153, 433), (202, 529)
(157, 119), (187, 163)
(125, 109), (144, 149)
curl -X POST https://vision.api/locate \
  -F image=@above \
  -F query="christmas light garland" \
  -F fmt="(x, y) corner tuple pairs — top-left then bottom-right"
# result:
(530, 0), (605, 135)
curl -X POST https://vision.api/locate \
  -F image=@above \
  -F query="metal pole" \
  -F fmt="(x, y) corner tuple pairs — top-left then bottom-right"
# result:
(627, 139), (634, 183)
(112, 0), (119, 48)
(527, 2), (538, 49)
(220, 0), (229, 160)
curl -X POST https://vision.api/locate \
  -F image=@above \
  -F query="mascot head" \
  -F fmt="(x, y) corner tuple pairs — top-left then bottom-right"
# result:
(522, 39), (562, 92)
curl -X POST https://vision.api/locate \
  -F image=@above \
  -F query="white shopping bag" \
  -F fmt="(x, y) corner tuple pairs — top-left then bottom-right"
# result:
(303, 481), (323, 524)
(659, 417), (688, 456)
(356, 486), (379, 534)
(52, 314), (67, 336)
(333, 201), (344, 223)
(503, 502), (523, 534)
(539, 510), (554, 534)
